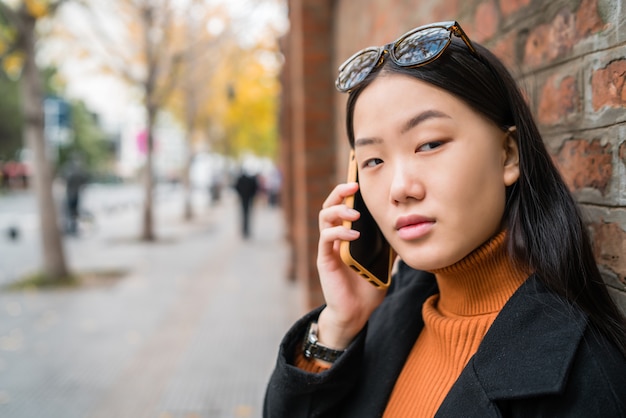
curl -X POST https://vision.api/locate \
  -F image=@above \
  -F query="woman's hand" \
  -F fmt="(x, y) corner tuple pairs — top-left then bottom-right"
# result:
(315, 182), (388, 350)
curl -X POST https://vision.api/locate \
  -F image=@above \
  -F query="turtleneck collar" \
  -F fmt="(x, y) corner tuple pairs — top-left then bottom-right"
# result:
(429, 230), (531, 317)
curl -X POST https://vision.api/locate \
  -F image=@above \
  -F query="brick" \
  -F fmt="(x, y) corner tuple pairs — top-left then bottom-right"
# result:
(491, 31), (518, 71)
(591, 59), (626, 111)
(589, 220), (626, 283)
(537, 74), (579, 125)
(575, 0), (606, 37)
(499, 0), (531, 18)
(554, 139), (613, 194)
(433, 0), (460, 23)
(523, 9), (576, 67)
(523, 1), (605, 68)
(473, 1), (499, 43)
(552, 9), (578, 53)
(524, 23), (551, 68)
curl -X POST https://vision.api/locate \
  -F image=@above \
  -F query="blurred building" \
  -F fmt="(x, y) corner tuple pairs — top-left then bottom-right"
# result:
(117, 105), (187, 182)
(279, 0), (626, 311)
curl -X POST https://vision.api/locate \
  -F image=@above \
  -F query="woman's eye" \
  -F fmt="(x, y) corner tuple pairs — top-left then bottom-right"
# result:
(417, 141), (444, 152)
(364, 158), (383, 168)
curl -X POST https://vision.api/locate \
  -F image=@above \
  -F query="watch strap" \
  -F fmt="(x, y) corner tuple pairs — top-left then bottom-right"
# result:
(302, 321), (345, 363)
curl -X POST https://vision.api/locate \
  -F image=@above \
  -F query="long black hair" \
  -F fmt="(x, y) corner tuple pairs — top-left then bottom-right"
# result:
(344, 38), (626, 355)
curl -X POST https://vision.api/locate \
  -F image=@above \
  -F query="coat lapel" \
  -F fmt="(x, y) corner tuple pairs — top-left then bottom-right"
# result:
(437, 275), (587, 416)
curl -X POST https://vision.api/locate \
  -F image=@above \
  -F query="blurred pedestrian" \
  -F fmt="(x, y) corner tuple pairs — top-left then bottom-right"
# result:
(234, 169), (259, 238)
(209, 171), (224, 206)
(62, 155), (88, 236)
(265, 165), (282, 207)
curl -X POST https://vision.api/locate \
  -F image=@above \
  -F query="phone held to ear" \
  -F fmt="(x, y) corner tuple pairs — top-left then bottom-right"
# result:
(340, 150), (395, 289)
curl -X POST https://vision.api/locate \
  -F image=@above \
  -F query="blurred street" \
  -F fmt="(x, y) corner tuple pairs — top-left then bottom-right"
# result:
(0, 184), (299, 418)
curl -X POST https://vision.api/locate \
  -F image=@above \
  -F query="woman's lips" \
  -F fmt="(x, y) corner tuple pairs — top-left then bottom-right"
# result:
(395, 215), (435, 240)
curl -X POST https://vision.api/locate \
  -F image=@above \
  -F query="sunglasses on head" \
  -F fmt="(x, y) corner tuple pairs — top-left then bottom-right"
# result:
(335, 21), (479, 93)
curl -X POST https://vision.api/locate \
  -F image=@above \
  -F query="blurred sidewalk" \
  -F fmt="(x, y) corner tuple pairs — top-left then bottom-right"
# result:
(0, 187), (301, 418)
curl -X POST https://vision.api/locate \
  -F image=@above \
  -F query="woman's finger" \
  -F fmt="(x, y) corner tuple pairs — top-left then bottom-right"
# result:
(319, 203), (360, 229)
(322, 182), (359, 209)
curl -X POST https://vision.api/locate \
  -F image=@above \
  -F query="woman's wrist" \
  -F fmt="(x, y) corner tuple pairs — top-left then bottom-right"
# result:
(302, 321), (345, 365)
(316, 308), (366, 350)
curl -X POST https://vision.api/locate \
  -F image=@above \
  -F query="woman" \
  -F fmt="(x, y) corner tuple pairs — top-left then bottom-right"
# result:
(264, 21), (626, 417)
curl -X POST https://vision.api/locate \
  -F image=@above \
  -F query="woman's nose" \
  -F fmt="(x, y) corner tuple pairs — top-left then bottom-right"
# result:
(389, 162), (425, 205)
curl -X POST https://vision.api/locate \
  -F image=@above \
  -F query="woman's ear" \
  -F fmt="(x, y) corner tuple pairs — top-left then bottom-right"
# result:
(503, 126), (520, 186)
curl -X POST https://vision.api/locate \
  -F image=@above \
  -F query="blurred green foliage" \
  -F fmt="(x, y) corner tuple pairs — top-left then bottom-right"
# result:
(0, 71), (23, 161)
(0, 65), (115, 176)
(57, 101), (114, 177)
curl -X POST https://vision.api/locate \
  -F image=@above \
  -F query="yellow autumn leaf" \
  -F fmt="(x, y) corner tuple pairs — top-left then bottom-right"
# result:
(25, 0), (49, 19)
(2, 52), (25, 79)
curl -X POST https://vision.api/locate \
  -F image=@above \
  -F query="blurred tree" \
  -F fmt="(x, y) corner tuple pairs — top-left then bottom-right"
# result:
(0, 71), (23, 160)
(165, 0), (283, 221)
(64, 0), (199, 241)
(47, 0), (285, 228)
(195, 16), (283, 161)
(0, 0), (72, 283)
(165, 0), (229, 221)
(222, 45), (281, 160)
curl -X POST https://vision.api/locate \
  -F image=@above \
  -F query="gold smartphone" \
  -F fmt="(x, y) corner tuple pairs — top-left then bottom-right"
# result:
(339, 150), (395, 288)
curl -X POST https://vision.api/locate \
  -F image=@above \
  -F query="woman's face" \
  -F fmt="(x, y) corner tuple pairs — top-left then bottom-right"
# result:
(352, 73), (519, 271)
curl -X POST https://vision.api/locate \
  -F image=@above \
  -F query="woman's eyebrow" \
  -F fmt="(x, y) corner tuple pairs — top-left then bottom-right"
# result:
(354, 136), (383, 147)
(355, 109), (451, 147)
(401, 109), (451, 134)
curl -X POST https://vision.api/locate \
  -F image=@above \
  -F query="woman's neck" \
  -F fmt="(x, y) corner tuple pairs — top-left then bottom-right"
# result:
(430, 231), (530, 317)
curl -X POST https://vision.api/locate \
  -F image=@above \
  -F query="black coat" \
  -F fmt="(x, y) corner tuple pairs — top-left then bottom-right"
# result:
(264, 261), (626, 417)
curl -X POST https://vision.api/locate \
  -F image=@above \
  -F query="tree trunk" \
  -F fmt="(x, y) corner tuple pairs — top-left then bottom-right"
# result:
(182, 134), (194, 221)
(141, 106), (156, 241)
(19, 13), (69, 281)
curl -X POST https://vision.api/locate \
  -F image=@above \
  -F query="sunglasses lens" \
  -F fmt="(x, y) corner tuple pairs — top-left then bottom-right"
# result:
(337, 48), (381, 91)
(394, 27), (450, 65)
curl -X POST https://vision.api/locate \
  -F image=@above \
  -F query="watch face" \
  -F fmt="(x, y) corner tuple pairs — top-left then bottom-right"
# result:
(307, 322), (318, 343)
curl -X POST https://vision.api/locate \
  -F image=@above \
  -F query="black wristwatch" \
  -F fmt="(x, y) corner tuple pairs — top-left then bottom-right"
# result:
(302, 321), (345, 363)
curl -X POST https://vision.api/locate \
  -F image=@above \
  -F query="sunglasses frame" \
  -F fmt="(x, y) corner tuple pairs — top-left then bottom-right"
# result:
(335, 21), (478, 93)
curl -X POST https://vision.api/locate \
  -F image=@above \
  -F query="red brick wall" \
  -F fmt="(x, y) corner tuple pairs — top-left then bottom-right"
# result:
(283, 0), (626, 311)
(281, 0), (337, 310)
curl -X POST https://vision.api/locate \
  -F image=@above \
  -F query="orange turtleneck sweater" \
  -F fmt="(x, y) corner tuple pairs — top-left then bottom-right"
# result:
(383, 231), (529, 417)
(295, 231), (530, 416)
